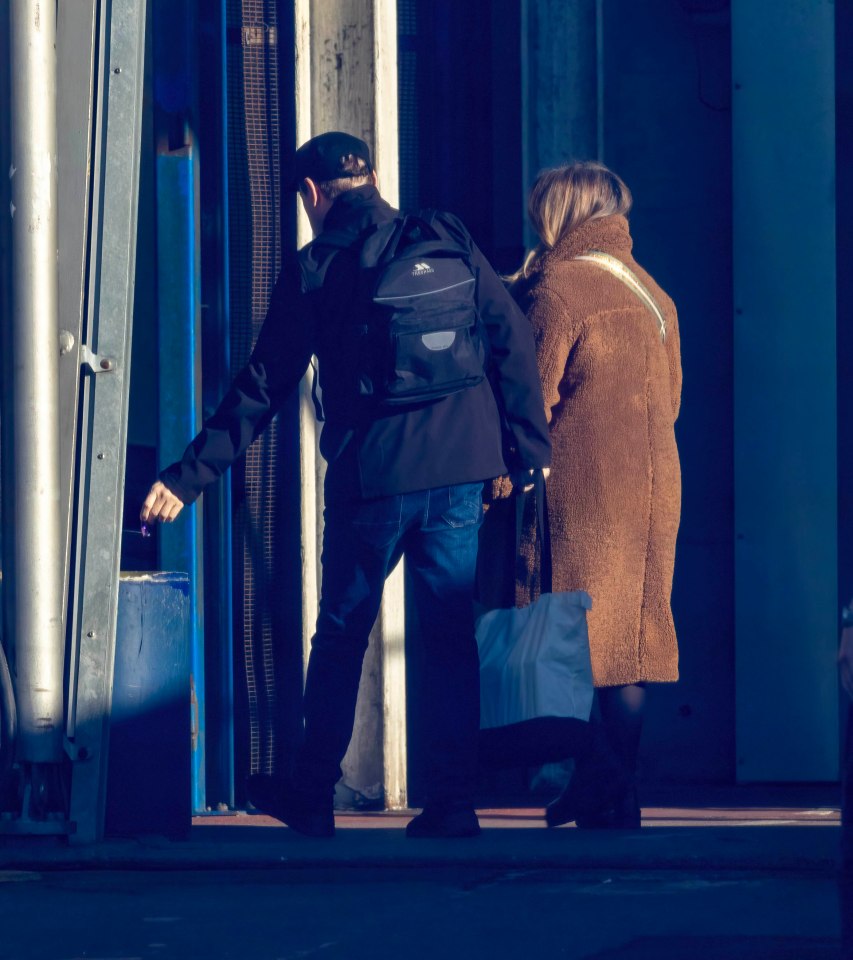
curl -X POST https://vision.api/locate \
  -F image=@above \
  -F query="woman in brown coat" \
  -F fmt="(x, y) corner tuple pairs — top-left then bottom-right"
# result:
(510, 161), (682, 827)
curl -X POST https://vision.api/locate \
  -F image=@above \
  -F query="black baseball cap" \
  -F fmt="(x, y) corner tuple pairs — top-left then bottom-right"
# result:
(288, 131), (373, 191)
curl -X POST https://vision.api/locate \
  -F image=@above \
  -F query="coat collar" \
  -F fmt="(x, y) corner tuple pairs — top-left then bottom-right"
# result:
(321, 184), (398, 237)
(510, 215), (634, 302)
(550, 214), (633, 261)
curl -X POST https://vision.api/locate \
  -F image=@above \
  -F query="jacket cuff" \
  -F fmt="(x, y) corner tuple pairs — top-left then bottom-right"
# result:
(159, 468), (200, 506)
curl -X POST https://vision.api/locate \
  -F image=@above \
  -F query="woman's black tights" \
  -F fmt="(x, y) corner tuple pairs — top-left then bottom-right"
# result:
(596, 683), (647, 780)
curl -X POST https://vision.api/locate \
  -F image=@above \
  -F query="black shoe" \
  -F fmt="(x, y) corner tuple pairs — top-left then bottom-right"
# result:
(246, 774), (335, 838)
(406, 803), (481, 838)
(545, 730), (631, 828)
(574, 785), (641, 830)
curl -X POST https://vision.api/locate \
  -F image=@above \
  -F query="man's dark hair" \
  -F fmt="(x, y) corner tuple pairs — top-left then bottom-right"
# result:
(314, 154), (372, 200)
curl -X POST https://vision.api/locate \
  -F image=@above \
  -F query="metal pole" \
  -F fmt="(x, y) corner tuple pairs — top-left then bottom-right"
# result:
(9, 0), (64, 763)
(66, 0), (148, 842)
(843, 701), (852, 873)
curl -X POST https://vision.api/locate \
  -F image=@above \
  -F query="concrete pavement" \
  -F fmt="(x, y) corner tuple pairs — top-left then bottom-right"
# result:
(0, 790), (849, 960)
(0, 808), (844, 875)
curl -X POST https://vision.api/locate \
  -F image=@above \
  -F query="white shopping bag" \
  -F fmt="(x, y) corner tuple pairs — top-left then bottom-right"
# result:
(475, 590), (594, 730)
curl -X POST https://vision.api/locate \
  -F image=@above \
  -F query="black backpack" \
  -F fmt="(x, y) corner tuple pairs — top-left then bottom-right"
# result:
(308, 212), (487, 415)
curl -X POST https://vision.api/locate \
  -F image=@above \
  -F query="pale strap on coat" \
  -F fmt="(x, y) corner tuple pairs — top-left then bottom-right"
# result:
(573, 250), (667, 342)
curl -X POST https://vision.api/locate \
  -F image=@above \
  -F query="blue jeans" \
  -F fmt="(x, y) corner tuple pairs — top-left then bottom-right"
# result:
(296, 482), (484, 806)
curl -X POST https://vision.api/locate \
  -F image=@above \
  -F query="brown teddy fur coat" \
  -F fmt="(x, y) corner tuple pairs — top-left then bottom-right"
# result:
(510, 214), (682, 687)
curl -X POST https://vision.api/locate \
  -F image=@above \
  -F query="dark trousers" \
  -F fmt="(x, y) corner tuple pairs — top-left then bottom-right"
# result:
(295, 482), (484, 806)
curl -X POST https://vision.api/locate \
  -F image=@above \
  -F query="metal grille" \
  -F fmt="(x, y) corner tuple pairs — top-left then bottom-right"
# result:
(397, 0), (419, 212)
(226, 0), (282, 778)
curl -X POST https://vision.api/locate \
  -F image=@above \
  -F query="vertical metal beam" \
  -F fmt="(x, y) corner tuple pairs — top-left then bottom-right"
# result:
(843, 703), (852, 873)
(153, 0), (205, 815)
(0, 3), (12, 662)
(9, 0), (64, 764)
(732, 0), (838, 781)
(372, 0), (399, 216)
(595, 0), (605, 161)
(839, 0), (853, 873)
(198, 0), (235, 812)
(156, 150), (205, 814)
(519, 0), (598, 249)
(294, 0), (320, 690)
(67, 0), (148, 842)
(372, 0), (405, 811)
(57, 1), (99, 620)
(295, 0), (406, 809)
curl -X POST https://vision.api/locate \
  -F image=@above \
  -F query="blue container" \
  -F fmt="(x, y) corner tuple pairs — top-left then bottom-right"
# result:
(105, 572), (191, 838)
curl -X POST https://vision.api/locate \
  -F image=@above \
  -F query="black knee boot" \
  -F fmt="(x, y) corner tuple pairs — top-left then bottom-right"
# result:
(545, 723), (631, 828)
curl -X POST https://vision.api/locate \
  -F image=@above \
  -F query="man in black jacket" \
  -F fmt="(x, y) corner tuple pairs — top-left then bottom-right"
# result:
(141, 132), (551, 838)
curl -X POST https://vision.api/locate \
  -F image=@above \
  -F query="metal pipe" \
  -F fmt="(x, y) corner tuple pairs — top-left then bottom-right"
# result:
(9, 0), (64, 763)
(210, 0), (234, 808)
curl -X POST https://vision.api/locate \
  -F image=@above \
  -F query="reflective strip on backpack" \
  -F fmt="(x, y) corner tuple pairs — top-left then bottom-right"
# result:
(374, 277), (476, 302)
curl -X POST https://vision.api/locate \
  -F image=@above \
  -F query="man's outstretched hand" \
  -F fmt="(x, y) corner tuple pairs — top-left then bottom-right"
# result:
(140, 481), (185, 524)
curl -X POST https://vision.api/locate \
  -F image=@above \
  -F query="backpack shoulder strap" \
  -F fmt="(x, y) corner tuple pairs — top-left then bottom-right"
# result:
(422, 210), (474, 251)
(298, 225), (377, 292)
(297, 232), (346, 291)
(358, 217), (408, 267)
(372, 209), (473, 266)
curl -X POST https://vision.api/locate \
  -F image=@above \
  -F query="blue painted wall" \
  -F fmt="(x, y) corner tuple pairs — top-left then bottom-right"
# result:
(601, 0), (735, 782)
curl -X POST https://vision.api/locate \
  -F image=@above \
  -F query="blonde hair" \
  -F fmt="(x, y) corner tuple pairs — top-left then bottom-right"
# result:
(508, 161), (632, 284)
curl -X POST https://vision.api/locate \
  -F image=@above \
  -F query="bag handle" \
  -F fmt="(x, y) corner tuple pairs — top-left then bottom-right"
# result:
(515, 470), (553, 594)
(573, 250), (666, 341)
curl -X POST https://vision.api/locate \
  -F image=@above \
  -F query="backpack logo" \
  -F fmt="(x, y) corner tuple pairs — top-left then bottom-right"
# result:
(411, 262), (435, 277)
